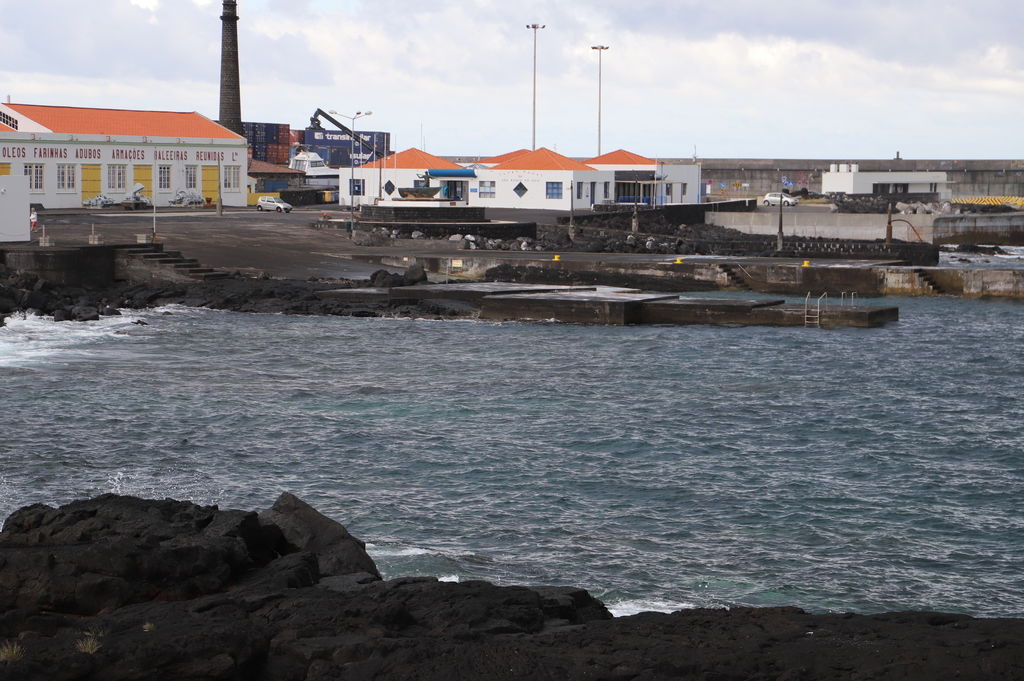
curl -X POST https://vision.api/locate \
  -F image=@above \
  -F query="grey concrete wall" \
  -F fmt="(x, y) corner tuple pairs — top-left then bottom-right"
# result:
(709, 211), (935, 242)
(932, 213), (1024, 245)
(3, 246), (115, 287)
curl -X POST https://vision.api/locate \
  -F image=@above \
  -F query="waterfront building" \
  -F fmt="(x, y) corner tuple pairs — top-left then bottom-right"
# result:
(821, 163), (952, 201)
(583, 149), (702, 205)
(340, 146), (702, 211)
(0, 103), (248, 209)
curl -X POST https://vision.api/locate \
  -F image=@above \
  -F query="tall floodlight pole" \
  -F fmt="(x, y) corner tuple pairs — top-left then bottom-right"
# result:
(591, 45), (609, 156)
(527, 24), (545, 150)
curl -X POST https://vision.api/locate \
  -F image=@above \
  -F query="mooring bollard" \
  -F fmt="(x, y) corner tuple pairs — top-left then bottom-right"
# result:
(802, 260), (811, 267)
(552, 254), (561, 262)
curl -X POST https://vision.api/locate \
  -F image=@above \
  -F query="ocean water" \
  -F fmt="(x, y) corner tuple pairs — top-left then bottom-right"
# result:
(1, 294), (1022, 619)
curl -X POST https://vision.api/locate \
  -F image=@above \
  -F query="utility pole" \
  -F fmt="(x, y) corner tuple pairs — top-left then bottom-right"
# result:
(527, 24), (545, 150)
(777, 183), (785, 252)
(591, 45), (609, 156)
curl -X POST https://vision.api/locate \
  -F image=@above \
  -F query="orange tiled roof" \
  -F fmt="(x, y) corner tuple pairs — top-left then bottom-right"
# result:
(584, 149), (656, 165)
(490, 148), (595, 172)
(478, 148), (531, 164)
(0, 121), (14, 132)
(5, 103), (243, 139)
(359, 147), (462, 170)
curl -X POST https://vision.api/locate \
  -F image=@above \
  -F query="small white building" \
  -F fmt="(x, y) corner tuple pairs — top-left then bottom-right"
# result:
(584, 149), (701, 206)
(0, 103), (248, 209)
(821, 163), (951, 200)
(340, 146), (701, 211)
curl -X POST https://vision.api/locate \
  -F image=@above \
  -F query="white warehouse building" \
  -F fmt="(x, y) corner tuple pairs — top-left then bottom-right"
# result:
(821, 163), (951, 200)
(0, 103), (249, 209)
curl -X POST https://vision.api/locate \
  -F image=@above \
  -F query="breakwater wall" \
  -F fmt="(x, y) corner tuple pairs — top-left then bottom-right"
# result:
(709, 210), (937, 242)
(933, 213), (1024, 245)
(536, 224), (939, 266)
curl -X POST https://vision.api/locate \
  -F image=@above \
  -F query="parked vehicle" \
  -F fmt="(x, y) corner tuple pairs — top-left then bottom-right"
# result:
(256, 196), (292, 213)
(763, 192), (798, 206)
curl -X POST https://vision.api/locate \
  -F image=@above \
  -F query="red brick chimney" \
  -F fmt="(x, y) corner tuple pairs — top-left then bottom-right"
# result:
(218, 0), (243, 135)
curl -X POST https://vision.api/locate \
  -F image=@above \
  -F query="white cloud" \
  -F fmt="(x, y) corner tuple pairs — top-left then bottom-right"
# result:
(1, 0), (1021, 158)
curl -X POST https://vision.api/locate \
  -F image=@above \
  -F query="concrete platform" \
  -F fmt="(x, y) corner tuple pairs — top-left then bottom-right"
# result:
(642, 297), (898, 327)
(481, 291), (678, 325)
(315, 287), (394, 303)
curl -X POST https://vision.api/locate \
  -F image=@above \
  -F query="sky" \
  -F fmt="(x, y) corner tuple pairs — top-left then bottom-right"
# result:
(1, 0), (1022, 160)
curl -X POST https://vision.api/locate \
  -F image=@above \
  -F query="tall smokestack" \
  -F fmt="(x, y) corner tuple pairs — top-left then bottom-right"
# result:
(218, 0), (243, 135)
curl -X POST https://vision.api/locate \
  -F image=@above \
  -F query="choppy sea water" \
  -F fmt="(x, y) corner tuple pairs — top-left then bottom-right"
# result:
(1, 294), (1022, 618)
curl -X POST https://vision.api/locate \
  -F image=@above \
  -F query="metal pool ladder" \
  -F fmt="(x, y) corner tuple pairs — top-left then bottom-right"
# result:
(804, 292), (828, 328)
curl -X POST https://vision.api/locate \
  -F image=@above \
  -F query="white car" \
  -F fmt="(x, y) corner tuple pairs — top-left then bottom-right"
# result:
(763, 192), (798, 207)
(256, 196), (292, 213)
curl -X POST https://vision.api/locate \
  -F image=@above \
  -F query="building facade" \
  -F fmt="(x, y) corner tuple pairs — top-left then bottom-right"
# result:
(340, 147), (702, 211)
(821, 163), (951, 200)
(0, 103), (248, 209)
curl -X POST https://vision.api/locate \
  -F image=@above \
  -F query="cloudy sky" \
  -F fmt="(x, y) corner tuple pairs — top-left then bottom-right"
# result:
(1, 0), (1021, 160)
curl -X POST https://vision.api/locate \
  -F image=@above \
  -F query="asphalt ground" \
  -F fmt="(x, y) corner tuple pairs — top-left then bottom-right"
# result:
(27, 204), (887, 281)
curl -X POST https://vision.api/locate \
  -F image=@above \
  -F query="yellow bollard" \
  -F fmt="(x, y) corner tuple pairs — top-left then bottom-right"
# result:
(553, 254), (561, 261)
(673, 257), (684, 264)
(802, 260), (811, 267)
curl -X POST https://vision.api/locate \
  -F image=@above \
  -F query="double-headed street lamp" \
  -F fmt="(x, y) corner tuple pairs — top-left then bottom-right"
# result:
(591, 45), (609, 157)
(527, 23), (545, 150)
(331, 110), (372, 209)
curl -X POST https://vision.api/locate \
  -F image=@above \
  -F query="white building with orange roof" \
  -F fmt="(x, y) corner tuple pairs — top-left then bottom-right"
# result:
(584, 149), (701, 206)
(0, 103), (248, 209)
(340, 146), (701, 212)
(342, 147), (468, 207)
(484, 147), (610, 211)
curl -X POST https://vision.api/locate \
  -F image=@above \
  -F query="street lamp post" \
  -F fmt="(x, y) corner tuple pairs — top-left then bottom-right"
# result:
(331, 110), (373, 211)
(527, 24), (545, 150)
(591, 45), (609, 156)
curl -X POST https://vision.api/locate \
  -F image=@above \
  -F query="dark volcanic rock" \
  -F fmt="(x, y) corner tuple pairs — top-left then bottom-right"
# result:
(1, 494), (1022, 681)
(258, 492), (381, 579)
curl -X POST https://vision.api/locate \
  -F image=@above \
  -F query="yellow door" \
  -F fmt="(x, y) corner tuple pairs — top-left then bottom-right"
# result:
(133, 165), (153, 199)
(0, 163), (10, 175)
(81, 164), (101, 203)
(202, 165), (220, 205)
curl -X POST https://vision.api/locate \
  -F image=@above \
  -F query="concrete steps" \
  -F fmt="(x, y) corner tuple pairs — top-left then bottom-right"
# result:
(913, 268), (945, 294)
(718, 264), (752, 291)
(123, 245), (229, 282)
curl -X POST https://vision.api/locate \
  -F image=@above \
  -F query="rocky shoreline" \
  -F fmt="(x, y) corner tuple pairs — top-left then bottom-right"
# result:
(0, 265), (480, 327)
(0, 494), (1021, 680)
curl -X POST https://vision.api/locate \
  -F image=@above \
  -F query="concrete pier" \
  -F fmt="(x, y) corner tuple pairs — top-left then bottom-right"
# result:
(322, 282), (899, 328)
(481, 290), (679, 325)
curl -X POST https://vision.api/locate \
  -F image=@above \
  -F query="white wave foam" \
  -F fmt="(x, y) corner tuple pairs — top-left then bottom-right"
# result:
(438, 574), (461, 583)
(607, 597), (697, 618)
(0, 311), (147, 368)
(365, 543), (433, 558)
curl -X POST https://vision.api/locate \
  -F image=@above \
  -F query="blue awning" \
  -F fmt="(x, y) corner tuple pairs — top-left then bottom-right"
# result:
(426, 169), (477, 178)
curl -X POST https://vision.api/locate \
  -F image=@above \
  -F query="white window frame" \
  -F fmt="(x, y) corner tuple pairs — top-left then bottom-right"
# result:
(158, 165), (171, 191)
(24, 164), (44, 192)
(107, 164), (127, 192)
(185, 165), (198, 190)
(478, 180), (495, 198)
(56, 164), (76, 192)
(223, 165), (240, 191)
